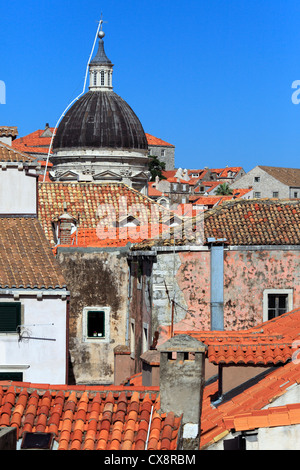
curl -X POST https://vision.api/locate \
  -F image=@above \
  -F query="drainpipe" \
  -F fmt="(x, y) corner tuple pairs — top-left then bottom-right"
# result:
(208, 238), (226, 331)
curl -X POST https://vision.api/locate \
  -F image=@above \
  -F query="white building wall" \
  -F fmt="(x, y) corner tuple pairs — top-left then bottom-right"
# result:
(0, 168), (37, 214)
(0, 296), (67, 384)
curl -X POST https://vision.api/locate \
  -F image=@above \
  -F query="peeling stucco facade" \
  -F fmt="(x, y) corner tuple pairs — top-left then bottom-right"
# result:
(56, 247), (129, 385)
(132, 245), (300, 346)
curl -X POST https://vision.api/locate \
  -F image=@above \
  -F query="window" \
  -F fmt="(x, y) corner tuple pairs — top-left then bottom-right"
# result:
(294, 192), (298, 198)
(254, 192), (261, 198)
(93, 71), (97, 86)
(268, 294), (288, 319)
(130, 319), (135, 358)
(263, 289), (293, 321)
(87, 310), (105, 338)
(254, 176), (260, 182)
(161, 149), (165, 157)
(0, 302), (21, 333)
(107, 72), (111, 87)
(0, 372), (23, 381)
(142, 323), (149, 354)
(100, 70), (105, 86)
(83, 307), (110, 342)
(273, 191), (279, 198)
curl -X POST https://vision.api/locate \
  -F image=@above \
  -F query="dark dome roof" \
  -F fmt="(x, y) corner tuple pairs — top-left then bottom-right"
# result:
(53, 91), (148, 151)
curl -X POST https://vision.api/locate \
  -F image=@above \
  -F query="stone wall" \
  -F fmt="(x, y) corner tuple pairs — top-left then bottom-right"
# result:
(231, 166), (289, 199)
(56, 247), (129, 385)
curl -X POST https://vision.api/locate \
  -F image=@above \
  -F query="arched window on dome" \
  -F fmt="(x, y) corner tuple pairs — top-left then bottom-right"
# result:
(101, 70), (105, 86)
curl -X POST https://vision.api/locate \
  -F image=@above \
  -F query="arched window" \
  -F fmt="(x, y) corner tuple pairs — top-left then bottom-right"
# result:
(93, 72), (97, 86)
(107, 72), (111, 87)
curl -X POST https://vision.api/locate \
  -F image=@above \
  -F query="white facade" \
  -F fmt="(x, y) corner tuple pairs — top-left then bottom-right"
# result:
(0, 163), (37, 214)
(0, 291), (68, 383)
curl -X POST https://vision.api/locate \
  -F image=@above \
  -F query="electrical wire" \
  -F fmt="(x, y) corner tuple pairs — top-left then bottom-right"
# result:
(42, 19), (102, 182)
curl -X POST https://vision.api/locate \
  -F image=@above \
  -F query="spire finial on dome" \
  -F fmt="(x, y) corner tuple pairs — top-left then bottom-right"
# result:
(98, 13), (106, 39)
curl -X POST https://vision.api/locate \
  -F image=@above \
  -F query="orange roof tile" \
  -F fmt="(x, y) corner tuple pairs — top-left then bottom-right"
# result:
(200, 359), (300, 448)
(0, 141), (37, 164)
(0, 217), (66, 289)
(38, 181), (173, 247)
(176, 307), (300, 366)
(0, 383), (181, 450)
(145, 134), (174, 147)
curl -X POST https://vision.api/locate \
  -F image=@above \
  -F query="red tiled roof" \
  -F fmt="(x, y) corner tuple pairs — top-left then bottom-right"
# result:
(0, 126), (18, 137)
(0, 141), (36, 163)
(38, 181), (173, 247)
(223, 404), (300, 432)
(0, 217), (66, 289)
(0, 383), (182, 450)
(132, 198), (300, 250)
(176, 307), (300, 366)
(65, 225), (171, 249)
(209, 167), (243, 178)
(12, 130), (173, 155)
(145, 134), (174, 147)
(204, 198), (300, 245)
(148, 182), (163, 197)
(200, 358), (300, 448)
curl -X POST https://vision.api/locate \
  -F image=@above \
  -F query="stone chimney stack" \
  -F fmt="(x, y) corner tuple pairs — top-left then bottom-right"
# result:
(158, 334), (207, 450)
(57, 207), (77, 245)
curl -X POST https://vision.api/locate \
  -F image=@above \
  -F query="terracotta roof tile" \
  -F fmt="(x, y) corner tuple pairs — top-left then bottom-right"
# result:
(176, 307), (300, 366)
(259, 166), (300, 188)
(0, 217), (67, 289)
(145, 134), (174, 147)
(0, 141), (37, 163)
(0, 383), (181, 450)
(38, 181), (173, 247)
(133, 198), (300, 249)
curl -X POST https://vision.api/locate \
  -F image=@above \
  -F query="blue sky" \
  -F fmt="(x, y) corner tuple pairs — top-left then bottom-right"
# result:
(1, 0), (300, 172)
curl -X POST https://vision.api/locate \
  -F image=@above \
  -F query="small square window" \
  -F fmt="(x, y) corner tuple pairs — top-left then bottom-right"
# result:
(268, 294), (288, 320)
(254, 192), (261, 198)
(254, 176), (260, 182)
(83, 307), (110, 342)
(273, 191), (279, 198)
(87, 310), (105, 338)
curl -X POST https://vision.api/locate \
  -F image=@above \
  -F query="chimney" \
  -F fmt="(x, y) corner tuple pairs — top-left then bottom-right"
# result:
(57, 205), (77, 245)
(158, 334), (207, 450)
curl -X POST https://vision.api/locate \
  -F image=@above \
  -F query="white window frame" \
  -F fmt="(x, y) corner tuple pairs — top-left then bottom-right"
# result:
(263, 289), (293, 322)
(142, 322), (149, 354)
(82, 306), (110, 343)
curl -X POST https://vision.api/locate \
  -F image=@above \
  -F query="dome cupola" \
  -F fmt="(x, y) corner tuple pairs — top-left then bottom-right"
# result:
(50, 20), (149, 193)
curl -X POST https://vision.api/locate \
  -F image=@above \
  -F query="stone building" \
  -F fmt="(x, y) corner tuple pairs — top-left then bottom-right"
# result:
(231, 165), (300, 199)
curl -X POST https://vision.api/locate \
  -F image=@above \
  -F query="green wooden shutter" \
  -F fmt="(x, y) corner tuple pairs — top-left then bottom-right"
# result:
(0, 302), (21, 332)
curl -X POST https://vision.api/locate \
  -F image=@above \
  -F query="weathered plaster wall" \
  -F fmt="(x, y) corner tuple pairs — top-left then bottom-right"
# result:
(57, 249), (129, 385)
(152, 248), (300, 343)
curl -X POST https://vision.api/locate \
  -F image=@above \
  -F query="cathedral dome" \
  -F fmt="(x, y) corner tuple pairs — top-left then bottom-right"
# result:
(50, 22), (150, 193)
(52, 90), (148, 151)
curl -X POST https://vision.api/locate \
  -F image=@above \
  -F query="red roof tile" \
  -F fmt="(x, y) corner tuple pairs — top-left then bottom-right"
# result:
(176, 308), (300, 366)
(145, 134), (174, 147)
(0, 383), (181, 450)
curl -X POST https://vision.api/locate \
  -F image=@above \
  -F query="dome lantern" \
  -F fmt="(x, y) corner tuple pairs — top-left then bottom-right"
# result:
(89, 24), (113, 91)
